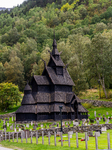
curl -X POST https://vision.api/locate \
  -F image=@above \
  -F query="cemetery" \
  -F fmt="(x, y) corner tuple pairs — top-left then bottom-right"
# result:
(0, 107), (112, 150)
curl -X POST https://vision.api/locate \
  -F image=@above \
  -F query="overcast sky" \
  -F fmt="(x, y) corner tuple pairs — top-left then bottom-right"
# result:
(0, 0), (26, 8)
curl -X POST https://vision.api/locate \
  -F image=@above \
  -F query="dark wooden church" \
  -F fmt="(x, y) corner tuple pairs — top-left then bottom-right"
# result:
(16, 38), (88, 121)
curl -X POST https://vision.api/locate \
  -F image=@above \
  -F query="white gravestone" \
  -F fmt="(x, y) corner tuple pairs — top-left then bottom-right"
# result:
(26, 124), (29, 128)
(94, 111), (96, 117)
(68, 131), (73, 138)
(95, 132), (100, 137)
(73, 122), (79, 126)
(101, 126), (107, 132)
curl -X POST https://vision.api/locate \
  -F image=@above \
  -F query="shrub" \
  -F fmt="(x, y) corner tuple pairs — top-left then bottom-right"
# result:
(82, 102), (93, 109)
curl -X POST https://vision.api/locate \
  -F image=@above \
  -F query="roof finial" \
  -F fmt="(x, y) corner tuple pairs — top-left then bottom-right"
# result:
(27, 80), (29, 84)
(41, 58), (47, 68)
(54, 30), (55, 39)
(65, 64), (69, 70)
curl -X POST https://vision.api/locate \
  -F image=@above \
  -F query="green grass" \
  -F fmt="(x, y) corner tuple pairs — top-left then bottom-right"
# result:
(1, 130), (112, 150)
(79, 89), (112, 101)
(0, 106), (20, 115)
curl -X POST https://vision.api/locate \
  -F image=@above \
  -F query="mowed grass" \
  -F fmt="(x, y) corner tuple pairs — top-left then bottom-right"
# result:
(1, 130), (112, 150)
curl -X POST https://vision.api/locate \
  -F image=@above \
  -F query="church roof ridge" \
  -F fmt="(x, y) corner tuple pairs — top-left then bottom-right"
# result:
(24, 82), (31, 91)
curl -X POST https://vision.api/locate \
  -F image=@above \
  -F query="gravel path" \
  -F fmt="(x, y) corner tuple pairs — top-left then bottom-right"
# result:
(0, 146), (13, 150)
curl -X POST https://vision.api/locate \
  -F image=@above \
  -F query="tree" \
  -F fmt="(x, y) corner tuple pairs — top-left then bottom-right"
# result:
(84, 33), (112, 98)
(4, 56), (24, 90)
(0, 62), (5, 83)
(0, 82), (22, 110)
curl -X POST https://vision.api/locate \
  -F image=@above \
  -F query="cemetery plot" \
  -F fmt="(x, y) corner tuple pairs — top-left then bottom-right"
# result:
(1, 130), (112, 150)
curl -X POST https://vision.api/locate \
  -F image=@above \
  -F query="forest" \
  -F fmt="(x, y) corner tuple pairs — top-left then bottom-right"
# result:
(0, 0), (112, 98)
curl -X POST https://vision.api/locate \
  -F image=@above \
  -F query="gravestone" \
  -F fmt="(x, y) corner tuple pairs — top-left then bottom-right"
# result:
(95, 132), (100, 137)
(88, 131), (93, 137)
(101, 126), (107, 132)
(106, 119), (109, 124)
(41, 124), (43, 128)
(94, 111), (96, 117)
(96, 120), (99, 125)
(10, 125), (13, 130)
(73, 122), (79, 126)
(7, 123), (9, 127)
(62, 122), (65, 127)
(26, 124), (29, 128)
(21, 130), (25, 139)
(106, 112), (109, 115)
(87, 119), (90, 124)
(15, 122), (16, 128)
(31, 121), (33, 126)
(12, 116), (13, 121)
(68, 131), (73, 138)
(33, 125), (37, 130)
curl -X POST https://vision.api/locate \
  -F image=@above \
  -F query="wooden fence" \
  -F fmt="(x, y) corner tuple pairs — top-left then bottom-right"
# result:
(0, 131), (111, 150)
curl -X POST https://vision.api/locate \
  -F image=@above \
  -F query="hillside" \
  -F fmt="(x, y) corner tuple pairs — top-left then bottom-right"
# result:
(0, 0), (112, 98)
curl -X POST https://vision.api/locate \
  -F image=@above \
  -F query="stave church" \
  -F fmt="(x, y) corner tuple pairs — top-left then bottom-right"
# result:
(16, 38), (88, 121)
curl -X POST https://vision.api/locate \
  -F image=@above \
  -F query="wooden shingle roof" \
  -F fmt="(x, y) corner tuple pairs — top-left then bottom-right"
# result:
(78, 104), (88, 113)
(21, 94), (36, 105)
(36, 104), (50, 113)
(50, 104), (74, 112)
(16, 105), (36, 113)
(46, 67), (75, 86)
(33, 75), (50, 85)
(50, 55), (64, 67)
(33, 92), (50, 103)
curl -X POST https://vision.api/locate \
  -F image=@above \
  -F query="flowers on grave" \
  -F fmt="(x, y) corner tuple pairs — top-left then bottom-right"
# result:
(56, 134), (60, 137)
(81, 138), (85, 141)
(58, 140), (64, 142)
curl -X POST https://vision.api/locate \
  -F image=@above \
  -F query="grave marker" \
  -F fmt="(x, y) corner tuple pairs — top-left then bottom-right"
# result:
(68, 132), (70, 147)
(76, 132), (79, 148)
(48, 131), (50, 145)
(36, 131), (38, 144)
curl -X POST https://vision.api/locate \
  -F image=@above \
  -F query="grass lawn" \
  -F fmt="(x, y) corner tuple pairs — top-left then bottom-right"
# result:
(1, 130), (112, 150)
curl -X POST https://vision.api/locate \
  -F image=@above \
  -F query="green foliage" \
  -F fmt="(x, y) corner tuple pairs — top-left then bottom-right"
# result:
(91, 14), (100, 24)
(0, 0), (112, 94)
(82, 102), (93, 109)
(0, 82), (22, 110)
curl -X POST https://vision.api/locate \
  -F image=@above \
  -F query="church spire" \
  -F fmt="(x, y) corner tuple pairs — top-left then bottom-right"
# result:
(52, 31), (60, 56)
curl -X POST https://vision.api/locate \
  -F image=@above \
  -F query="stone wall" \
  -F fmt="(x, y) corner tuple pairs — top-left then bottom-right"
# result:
(1, 124), (112, 139)
(0, 112), (15, 119)
(79, 99), (112, 107)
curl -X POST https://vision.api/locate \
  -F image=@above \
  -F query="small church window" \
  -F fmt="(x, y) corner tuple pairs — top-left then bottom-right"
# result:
(56, 67), (63, 75)
(55, 55), (59, 61)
